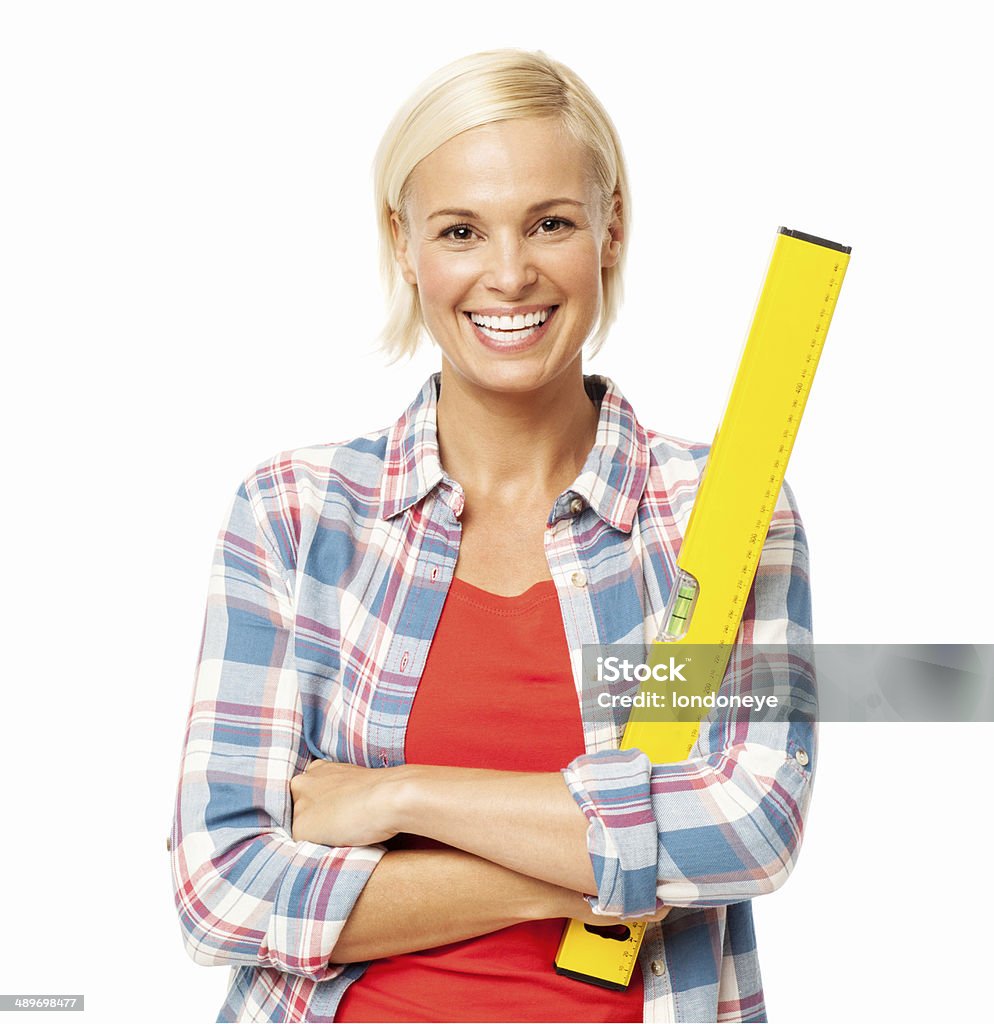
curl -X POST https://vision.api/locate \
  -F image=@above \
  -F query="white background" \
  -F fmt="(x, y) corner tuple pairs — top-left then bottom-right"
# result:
(2, 2), (991, 1021)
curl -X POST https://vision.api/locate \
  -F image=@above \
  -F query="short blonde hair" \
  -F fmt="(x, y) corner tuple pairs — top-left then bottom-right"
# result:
(372, 48), (631, 362)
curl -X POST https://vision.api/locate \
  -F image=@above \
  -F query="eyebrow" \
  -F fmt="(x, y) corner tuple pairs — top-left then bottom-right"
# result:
(426, 198), (586, 221)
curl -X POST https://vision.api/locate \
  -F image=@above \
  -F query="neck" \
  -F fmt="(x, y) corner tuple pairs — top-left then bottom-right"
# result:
(434, 359), (600, 503)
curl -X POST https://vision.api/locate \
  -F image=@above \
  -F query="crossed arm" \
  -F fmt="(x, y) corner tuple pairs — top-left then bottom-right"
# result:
(289, 761), (634, 963)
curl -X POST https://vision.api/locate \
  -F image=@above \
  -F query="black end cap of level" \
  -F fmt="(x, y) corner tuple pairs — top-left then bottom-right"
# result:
(778, 226), (852, 254)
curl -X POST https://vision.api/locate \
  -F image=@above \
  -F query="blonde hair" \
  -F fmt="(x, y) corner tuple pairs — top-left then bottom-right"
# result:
(372, 48), (631, 362)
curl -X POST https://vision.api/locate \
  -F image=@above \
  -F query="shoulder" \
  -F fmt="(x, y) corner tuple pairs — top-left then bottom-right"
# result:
(644, 426), (710, 479)
(233, 422), (395, 571)
(589, 372), (710, 479)
(641, 424), (803, 521)
(242, 424), (393, 502)
(628, 426), (710, 534)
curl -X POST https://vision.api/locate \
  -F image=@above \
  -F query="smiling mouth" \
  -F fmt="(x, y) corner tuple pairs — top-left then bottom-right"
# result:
(463, 306), (558, 343)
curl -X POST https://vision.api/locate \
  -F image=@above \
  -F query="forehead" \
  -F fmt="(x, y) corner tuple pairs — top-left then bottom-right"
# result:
(406, 117), (596, 214)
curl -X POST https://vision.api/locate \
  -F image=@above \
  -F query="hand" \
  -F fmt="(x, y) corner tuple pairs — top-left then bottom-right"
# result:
(290, 760), (401, 847)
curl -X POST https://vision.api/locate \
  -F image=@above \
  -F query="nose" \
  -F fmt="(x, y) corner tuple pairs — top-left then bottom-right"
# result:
(482, 235), (538, 295)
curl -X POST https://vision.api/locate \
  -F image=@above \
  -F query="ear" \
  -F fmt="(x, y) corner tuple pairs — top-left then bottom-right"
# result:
(390, 211), (418, 287)
(600, 191), (624, 269)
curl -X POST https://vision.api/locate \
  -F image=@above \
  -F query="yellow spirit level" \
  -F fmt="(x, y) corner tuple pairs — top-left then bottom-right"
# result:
(554, 226), (851, 990)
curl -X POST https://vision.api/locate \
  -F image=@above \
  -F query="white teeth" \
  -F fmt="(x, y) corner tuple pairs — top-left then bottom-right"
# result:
(469, 308), (551, 330)
(475, 322), (540, 343)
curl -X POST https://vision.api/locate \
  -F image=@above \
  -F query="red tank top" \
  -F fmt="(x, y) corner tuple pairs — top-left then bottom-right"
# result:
(335, 576), (645, 1023)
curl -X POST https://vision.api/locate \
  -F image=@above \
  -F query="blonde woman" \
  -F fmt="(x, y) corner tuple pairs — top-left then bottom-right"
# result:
(169, 48), (815, 1024)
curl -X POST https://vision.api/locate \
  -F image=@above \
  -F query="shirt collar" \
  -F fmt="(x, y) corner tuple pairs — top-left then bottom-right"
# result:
(379, 371), (650, 533)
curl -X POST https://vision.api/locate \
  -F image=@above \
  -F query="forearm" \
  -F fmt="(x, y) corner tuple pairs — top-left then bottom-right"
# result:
(389, 766), (597, 895)
(329, 846), (581, 964)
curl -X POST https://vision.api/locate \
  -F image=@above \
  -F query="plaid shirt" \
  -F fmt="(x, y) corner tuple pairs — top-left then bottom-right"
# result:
(169, 371), (816, 1023)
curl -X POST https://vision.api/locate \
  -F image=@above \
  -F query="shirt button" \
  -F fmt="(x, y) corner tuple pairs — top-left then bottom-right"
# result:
(166, 836), (172, 853)
(569, 497), (584, 516)
(794, 748), (810, 767)
(650, 959), (666, 976)
(570, 570), (587, 588)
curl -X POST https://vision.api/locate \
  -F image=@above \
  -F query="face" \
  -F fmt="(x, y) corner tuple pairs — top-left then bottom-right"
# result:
(390, 116), (622, 398)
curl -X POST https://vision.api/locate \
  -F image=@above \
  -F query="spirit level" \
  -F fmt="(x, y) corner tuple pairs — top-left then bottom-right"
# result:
(554, 226), (851, 990)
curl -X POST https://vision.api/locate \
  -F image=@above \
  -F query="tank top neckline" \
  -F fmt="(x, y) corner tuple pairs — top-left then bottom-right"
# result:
(448, 575), (558, 614)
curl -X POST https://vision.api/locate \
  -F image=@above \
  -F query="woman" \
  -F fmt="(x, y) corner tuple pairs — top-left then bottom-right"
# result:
(169, 48), (816, 1023)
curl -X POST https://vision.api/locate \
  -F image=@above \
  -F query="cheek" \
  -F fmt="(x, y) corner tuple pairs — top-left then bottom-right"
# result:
(415, 253), (474, 315)
(558, 245), (603, 302)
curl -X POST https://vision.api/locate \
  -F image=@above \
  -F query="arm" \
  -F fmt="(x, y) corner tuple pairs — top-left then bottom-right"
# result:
(168, 468), (386, 980)
(328, 846), (668, 963)
(387, 768), (598, 896)
(556, 481), (816, 915)
(291, 759), (597, 896)
(298, 483), (815, 920)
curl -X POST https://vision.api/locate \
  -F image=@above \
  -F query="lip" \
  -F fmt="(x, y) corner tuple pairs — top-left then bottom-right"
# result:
(464, 304), (557, 318)
(463, 305), (559, 354)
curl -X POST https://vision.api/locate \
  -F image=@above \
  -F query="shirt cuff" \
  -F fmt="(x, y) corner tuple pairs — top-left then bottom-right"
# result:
(265, 840), (387, 979)
(560, 748), (660, 918)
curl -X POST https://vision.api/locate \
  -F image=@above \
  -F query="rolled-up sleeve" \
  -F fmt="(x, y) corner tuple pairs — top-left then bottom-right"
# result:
(561, 481), (816, 918)
(169, 473), (386, 979)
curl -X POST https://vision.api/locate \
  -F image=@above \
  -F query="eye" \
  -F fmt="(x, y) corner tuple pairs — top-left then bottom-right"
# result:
(439, 224), (477, 242)
(536, 217), (573, 234)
